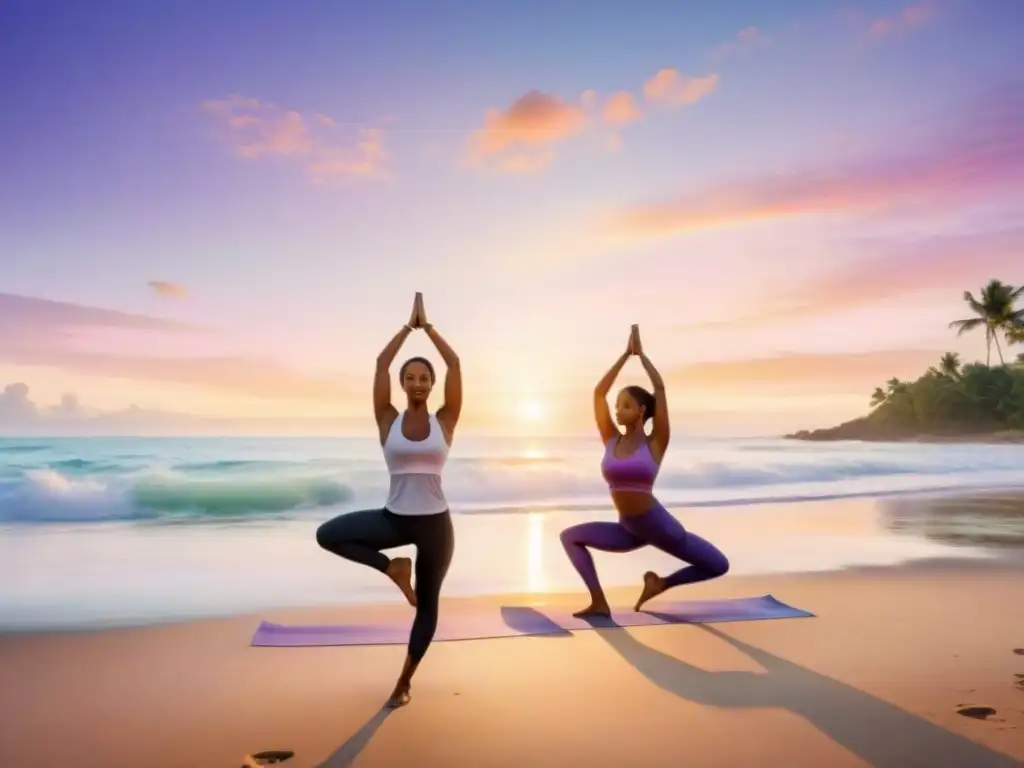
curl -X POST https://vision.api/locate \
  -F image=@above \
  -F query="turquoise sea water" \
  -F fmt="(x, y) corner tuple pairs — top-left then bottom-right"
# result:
(1, 435), (1021, 630)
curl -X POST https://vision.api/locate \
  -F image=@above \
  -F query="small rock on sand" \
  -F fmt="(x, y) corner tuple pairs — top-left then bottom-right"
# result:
(957, 706), (997, 720)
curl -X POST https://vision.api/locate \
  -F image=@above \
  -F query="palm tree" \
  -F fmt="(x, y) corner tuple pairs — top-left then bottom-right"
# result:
(886, 377), (909, 397)
(870, 386), (887, 408)
(870, 378), (908, 408)
(938, 351), (961, 378)
(880, 377), (916, 421)
(949, 280), (1024, 366)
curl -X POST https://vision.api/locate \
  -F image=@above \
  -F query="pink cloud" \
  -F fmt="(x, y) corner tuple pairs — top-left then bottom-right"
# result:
(0, 293), (198, 335)
(0, 294), (359, 402)
(606, 84), (1024, 239)
(643, 69), (720, 108)
(602, 91), (642, 126)
(666, 349), (943, 394)
(681, 227), (1024, 331)
(466, 91), (588, 173)
(713, 26), (770, 61)
(0, 382), (369, 435)
(467, 67), (718, 173)
(147, 281), (188, 299)
(203, 95), (388, 182)
(28, 350), (360, 401)
(305, 127), (387, 183)
(867, 2), (934, 41)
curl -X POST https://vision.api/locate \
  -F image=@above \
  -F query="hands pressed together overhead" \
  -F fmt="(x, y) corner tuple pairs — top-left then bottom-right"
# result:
(406, 292), (432, 331)
(628, 323), (644, 357)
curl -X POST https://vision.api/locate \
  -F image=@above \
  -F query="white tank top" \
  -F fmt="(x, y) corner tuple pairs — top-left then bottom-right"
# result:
(382, 412), (450, 516)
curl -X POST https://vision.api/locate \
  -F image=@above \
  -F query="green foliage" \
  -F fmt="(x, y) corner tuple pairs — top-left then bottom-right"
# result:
(868, 356), (1024, 434)
(867, 278), (1024, 434)
(803, 278), (1024, 441)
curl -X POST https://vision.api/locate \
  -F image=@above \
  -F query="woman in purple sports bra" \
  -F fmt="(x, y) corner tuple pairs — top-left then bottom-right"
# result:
(559, 325), (730, 617)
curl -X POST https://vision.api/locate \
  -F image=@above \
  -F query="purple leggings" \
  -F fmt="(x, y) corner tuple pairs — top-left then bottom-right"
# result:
(560, 501), (729, 596)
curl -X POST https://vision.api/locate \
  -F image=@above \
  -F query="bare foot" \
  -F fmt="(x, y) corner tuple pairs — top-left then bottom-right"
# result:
(386, 557), (417, 607)
(634, 571), (666, 611)
(572, 601), (612, 618)
(385, 682), (411, 709)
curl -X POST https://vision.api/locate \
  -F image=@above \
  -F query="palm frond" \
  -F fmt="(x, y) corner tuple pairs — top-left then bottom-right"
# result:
(949, 317), (984, 335)
(963, 292), (987, 315)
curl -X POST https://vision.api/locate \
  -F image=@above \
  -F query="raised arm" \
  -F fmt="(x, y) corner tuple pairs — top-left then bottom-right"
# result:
(638, 351), (670, 456)
(594, 347), (630, 444)
(374, 324), (413, 428)
(424, 323), (461, 439)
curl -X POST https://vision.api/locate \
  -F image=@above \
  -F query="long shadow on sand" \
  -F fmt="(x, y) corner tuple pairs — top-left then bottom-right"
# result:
(584, 615), (1018, 768)
(500, 605), (573, 638)
(315, 707), (393, 768)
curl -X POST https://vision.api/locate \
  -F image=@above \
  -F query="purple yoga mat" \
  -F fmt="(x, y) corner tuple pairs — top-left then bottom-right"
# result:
(250, 594), (813, 648)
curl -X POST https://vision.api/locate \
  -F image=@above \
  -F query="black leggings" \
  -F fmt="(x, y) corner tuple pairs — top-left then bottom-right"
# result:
(315, 508), (455, 663)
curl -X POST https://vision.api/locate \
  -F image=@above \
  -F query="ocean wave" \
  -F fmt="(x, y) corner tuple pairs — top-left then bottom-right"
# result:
(0, 444), (48, 453)
(657, 459), (923, 488)
(171, 459), (307, 472)
(49, 458), (125, 473)
(0, 469), (354, 523)
(131, 476), (352, 516)
(1, 438), (1023, 524)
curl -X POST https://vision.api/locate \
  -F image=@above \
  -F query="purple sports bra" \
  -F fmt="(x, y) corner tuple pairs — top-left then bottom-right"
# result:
(601, 437), (659, 493)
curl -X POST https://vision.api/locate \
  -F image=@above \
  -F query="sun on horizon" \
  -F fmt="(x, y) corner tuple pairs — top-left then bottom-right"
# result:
(518, 398), (547, 424)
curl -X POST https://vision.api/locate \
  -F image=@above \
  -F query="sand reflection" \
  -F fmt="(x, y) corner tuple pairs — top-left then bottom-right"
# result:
(880, 491), (1024, 548)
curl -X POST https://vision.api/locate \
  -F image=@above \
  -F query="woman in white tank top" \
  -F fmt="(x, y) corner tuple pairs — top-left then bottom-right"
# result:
(316, 293), (461, 709)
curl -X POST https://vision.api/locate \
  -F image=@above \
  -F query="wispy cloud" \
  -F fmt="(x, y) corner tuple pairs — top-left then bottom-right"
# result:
(864, 2), (934, 42)
(666, 349), (943, 393)
(712, 26), (771, 61)
(0, 294), (359, 402)
(604, 83), (1024, 240)
(681, 227), (1024, 331)
(0, 382), (366, 436)
(18, 351), (361, 401)
(466, 67), (717, 173)
(203, 95), (388, 182)
(148, 280), (188, 299)
(0, 293), (198, 336)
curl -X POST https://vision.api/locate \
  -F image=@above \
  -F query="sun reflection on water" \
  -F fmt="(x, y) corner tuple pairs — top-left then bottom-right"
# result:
(526, 511), (547, 591)
(522, 444), (550, 461)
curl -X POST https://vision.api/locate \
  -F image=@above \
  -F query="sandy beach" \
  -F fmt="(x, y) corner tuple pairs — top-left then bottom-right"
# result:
(2, 558), (1022, 768)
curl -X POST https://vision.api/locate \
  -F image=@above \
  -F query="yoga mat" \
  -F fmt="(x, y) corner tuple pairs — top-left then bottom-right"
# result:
(250, 594), (813, 648)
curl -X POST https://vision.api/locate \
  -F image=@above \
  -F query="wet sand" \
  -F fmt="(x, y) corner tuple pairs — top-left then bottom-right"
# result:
(8, 489), (1024, 634)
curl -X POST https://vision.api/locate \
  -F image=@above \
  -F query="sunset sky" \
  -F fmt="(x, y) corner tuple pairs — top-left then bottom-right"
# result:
(1, 0), (1022, 437)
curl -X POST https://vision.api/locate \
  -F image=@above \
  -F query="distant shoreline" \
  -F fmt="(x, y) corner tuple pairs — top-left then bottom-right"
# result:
(785, 428), (1024, 444)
